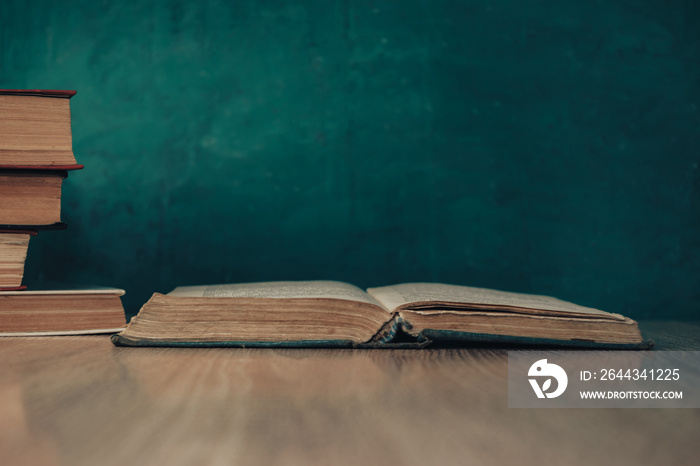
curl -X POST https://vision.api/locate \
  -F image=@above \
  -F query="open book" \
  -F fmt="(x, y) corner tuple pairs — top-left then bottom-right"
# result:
(111, 281), (650, 349)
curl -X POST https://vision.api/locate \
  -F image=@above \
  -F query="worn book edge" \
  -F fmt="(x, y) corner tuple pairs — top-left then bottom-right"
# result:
(415, 329), (655, 350)
(2, 328), (125, 337)
(0, 222), (67, 231)
(0, 89), (76, 98)
(0, 164), (83, 171)
(0, 287), (125, 296)
(110, 334), (356, 348)
(111, 313), (652, 349)
(111, 332), (652, 349)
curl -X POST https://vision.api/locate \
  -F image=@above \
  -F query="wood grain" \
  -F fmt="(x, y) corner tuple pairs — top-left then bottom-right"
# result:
(0, 322), (698, 466)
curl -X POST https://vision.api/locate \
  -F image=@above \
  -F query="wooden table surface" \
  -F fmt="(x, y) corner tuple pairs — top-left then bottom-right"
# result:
(1, 322), (699, 466)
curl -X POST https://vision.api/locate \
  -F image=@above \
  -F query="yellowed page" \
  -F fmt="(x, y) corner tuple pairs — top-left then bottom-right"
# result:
(169, 280), (387, 309)
(366, 282), (618, 318)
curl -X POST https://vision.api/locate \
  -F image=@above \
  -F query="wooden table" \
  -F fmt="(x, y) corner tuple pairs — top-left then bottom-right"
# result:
(1, 322), (699, 466)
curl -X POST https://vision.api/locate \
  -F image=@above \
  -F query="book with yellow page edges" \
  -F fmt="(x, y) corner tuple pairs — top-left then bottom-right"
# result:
(112, 281), (652, 349)
(0, 89), (82, 169)
(0, 286), (126, 336)
(0, 230), (35, 290)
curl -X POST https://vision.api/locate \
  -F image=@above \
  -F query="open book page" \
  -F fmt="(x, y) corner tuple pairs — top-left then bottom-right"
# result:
(169, 280), (388, 309)
(366, 282), (622, 319)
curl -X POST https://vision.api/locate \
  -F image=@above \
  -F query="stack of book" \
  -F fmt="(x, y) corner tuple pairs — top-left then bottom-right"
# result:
(0, 89), (126, 335)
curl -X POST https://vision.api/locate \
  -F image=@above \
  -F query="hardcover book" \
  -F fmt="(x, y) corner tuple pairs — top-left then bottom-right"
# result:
(0, 286), (126, 336)
(0, 230), (35, 290)
(0, 169), (68, 228)
(112, 281), (650, 349)
(0, 89), (82, 170)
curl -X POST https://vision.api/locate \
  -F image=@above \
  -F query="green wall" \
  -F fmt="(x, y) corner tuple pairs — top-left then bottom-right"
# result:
(2, 0), (699, 320)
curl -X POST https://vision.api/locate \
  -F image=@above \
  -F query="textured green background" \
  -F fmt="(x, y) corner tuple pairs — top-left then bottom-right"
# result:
(2, 0), (699, 320)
